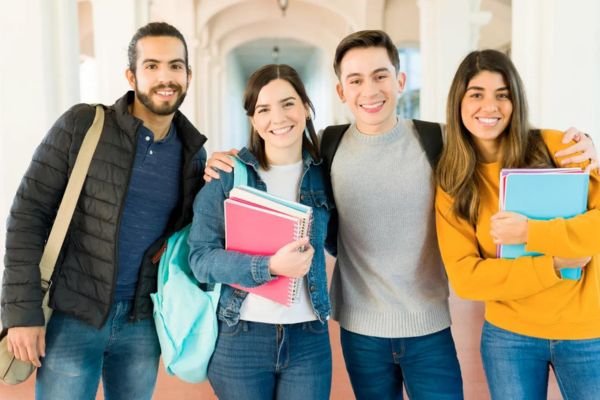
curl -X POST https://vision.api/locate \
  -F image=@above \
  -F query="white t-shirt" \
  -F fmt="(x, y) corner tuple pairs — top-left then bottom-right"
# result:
(239, 160), (317, 324)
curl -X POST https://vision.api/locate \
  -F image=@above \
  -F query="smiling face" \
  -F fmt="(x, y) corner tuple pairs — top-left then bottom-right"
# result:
(461, 70), (513, 161)
(336, 47), (405, 135)
(250, 78), (309, 164)
(126, 36), (190, 117)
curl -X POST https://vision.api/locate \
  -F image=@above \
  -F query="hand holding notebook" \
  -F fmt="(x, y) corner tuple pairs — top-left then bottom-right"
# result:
(269, 237), (313, 278)
(490, 211), (528, 245)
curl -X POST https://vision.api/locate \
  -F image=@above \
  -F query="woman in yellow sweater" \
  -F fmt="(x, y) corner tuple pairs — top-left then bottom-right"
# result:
(435, 49), (600, 399)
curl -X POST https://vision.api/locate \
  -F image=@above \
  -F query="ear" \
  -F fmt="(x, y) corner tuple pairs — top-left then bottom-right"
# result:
(336, 82), (346, 102)
(187, 66), (192, 84)
(396, 72), (407, 95)
(125, 69), (136, 89)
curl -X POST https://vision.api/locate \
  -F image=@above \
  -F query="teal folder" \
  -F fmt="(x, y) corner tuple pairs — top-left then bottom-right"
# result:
(499, 169), (589, 280)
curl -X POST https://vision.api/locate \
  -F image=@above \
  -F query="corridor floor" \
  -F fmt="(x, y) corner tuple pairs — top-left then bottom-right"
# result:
(0, 256), (562, 400)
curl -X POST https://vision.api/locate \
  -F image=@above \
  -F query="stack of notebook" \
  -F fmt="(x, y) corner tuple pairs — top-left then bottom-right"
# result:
(498, 168), (589, 280)
(224, 185), (312, 306)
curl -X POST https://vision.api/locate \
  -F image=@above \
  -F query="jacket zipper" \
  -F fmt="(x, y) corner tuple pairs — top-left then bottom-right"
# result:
(100, 121), (140, 327)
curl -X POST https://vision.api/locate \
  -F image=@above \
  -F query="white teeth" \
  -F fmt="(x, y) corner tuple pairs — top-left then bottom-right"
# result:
(271, 126), (293, 135)
(157, 90), (174, 96)
(478, 117), (499, 125)
(361, 101), (384, 109)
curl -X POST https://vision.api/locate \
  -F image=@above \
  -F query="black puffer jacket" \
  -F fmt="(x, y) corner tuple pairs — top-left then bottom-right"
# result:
(2, 91), (207, 329)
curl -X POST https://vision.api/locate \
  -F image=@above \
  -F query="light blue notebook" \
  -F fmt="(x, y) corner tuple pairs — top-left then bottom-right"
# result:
(500, 170), (589, 280)
(233, 185), (311, 214)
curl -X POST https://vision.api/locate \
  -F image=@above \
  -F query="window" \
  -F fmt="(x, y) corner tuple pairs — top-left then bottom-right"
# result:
(397, 47), (421, 119)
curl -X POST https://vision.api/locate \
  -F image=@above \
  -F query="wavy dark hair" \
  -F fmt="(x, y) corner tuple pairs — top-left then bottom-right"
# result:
(243, 64), (319, 169)
(436, 49), (554, 223)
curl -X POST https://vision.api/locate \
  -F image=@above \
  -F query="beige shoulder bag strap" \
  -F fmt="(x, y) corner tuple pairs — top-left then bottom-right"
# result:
(38, 105), (105, 319)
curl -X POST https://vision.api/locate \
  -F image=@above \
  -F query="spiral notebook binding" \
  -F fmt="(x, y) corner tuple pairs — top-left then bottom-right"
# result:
(299, 210), (313, 239)
(288, 277), (302, 304)
(288, 210), (313, 304)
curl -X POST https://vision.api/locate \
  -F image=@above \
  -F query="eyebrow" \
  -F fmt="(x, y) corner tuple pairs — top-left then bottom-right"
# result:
(372, 67), (391, 75)
(465, 85), (510, 91)
(255, 96), (296, 109)
(344, 67), (391, 81)
(344, 72), (362, 81)
(141, 58), (186, 65)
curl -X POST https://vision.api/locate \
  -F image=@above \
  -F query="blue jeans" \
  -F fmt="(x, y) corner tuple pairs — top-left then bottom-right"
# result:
(36, 301), (161, 400)
(208, 320), (332, 400)
(481, 321), (600, 400)
(340, 327), (463, 400)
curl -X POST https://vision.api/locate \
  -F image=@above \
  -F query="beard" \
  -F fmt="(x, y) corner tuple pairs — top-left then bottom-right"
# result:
(135, 82), (188, 116)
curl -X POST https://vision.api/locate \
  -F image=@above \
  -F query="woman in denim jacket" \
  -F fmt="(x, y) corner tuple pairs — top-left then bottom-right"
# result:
(188, 64), (332, 400)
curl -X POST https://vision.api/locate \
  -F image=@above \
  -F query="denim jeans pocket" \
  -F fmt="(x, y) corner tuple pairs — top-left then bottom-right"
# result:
(304, 320), (328, 334)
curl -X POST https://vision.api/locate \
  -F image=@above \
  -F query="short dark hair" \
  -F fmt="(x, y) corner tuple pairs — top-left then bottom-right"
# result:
(243, 64), (320, 170)
(333, 30), (400, 78)
(127, 22), (189, 73)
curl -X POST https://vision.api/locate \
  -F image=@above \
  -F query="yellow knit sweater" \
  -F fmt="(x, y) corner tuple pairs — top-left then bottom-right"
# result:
(436, 130), (600, 339)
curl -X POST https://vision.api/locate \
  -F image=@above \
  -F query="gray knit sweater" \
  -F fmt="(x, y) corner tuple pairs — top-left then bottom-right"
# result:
(329, 119), (451, 338)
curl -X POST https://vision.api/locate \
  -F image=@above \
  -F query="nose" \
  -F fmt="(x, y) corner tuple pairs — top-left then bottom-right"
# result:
(156, 66), (174, 85)
(363, 79), (379, 97)
(271, 105), (286, 124)
(481, 98), (499, 112)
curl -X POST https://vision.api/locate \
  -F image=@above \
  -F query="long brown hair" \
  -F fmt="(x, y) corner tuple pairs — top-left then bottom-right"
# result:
(243, 64), (320, 170)
(436, 50), (554, 223)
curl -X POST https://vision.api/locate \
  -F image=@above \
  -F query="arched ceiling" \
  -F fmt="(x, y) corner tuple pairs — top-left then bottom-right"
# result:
(194, 0), (512, 80)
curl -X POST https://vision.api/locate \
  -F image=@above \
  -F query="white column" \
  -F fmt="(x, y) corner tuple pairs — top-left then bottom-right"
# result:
(196, 26), (218, 152)
(418, 0), (491, 122)
(0, 0), (79, 271)
(512, 0), (600, 142)
(91, 0), (149, 104)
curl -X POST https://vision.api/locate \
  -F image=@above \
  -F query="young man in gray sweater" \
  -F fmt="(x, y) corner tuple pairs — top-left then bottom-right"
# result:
(324, 30), (463, 400)
(203, 30), (596, 399)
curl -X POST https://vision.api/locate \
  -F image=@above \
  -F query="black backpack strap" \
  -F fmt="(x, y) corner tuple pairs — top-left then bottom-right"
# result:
(319, 124), (350, 257)
(320, 124), (351, 175)
(412, 119), (443, 169)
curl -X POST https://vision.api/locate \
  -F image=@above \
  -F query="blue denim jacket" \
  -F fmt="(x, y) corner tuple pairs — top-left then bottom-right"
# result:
(188, 147), (332, 326)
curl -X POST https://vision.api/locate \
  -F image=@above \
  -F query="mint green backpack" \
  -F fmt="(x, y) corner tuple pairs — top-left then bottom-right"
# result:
(151, 156), (247, 383)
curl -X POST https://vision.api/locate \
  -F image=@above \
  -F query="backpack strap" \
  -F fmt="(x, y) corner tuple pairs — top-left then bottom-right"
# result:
(230, 156), (248, 187)
(321, 124), (351, 176)
(320, 124), (350, 256)
(412, 119), (443, 169)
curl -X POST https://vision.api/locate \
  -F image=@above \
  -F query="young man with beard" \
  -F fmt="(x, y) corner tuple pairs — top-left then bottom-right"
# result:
(2, 22), (207, 399)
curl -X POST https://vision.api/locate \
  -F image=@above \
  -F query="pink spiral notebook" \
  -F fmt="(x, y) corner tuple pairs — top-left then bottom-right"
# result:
(224, 188), (311, 306)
